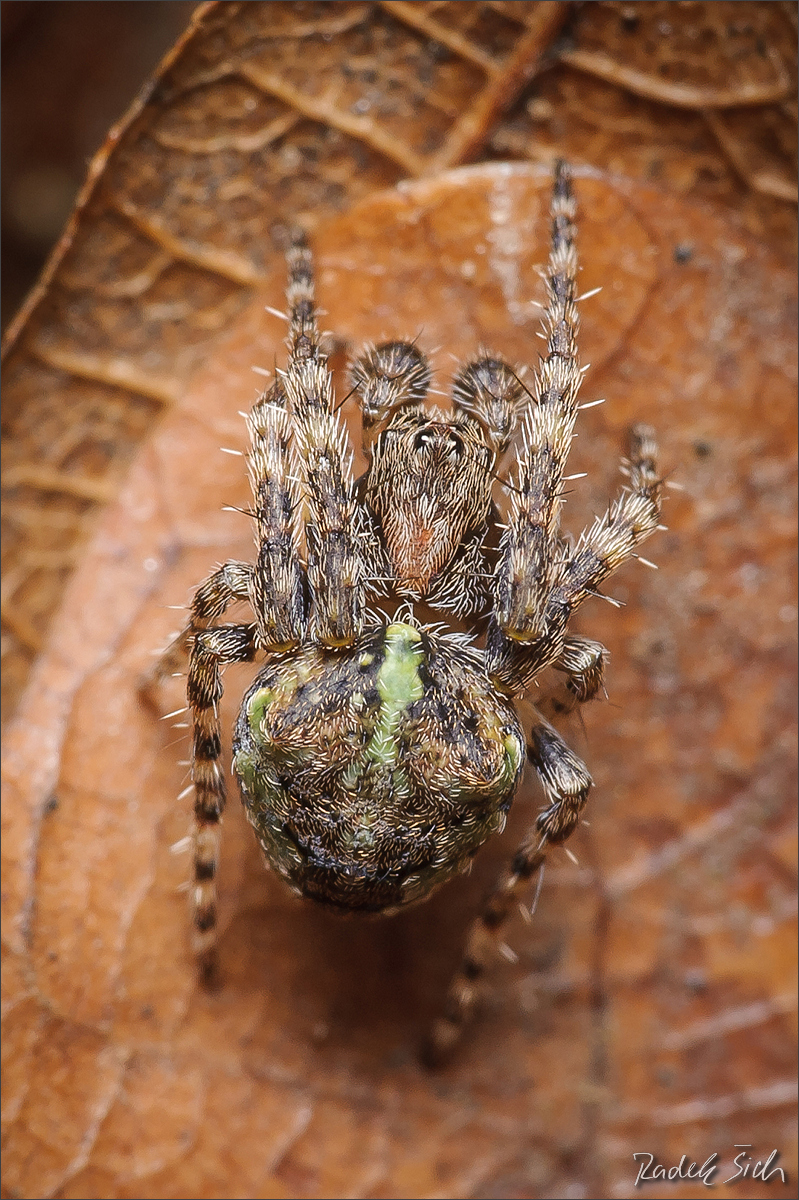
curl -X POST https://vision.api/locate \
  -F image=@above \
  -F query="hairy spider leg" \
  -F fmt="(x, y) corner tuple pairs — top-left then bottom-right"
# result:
(247, 379), (305, 652)
(145, 561), (260, 979)
(493, 159), (583, 650)
(181, 309), (313, 978)
(284, 238), (365, 646)
(487, 426), (660, 697)
(183, 380), (307, 979)
(188, 622), (257, 979)
(177, 245), (338, 979)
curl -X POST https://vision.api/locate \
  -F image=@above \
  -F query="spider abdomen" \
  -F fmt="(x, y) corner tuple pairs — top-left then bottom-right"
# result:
(233, 623), (525, 912)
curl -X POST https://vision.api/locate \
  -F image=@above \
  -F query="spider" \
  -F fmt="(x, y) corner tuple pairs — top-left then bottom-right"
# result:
(168, 162), (663, 1062)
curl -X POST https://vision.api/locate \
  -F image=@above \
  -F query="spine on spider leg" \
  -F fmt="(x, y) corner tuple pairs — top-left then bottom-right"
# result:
(494, 161), (584, 641)
(247, 380), (304, 650)
(556, 423), (662, 614)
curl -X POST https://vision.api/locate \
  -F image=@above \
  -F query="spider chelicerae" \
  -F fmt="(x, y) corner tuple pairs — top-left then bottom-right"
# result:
(167, 162), (662, 1061)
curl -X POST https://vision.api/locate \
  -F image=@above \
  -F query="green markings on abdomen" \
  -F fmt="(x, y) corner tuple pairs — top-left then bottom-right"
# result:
(366, 623), (424, 767)
(238, 626), (426, 789)
(500, 730), (524, 791)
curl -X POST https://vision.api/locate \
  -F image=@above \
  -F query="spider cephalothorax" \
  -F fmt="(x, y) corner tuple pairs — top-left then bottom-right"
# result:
(172, 163), (663, 1060)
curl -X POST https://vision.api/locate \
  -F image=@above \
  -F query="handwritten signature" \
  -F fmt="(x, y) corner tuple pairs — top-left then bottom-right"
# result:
(633, 1147), (787, 1188)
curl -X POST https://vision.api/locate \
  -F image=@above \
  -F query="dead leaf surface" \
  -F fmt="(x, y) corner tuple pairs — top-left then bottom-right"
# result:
(3, 162), (797, 1199)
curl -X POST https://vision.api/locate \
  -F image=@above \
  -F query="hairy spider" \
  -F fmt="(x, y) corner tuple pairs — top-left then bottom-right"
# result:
(169, 162), (662, 1061)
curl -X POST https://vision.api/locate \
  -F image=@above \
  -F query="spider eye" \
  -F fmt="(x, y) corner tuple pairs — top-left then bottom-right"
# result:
(446, 433), (464, 460)
(413, 429), (463, 460)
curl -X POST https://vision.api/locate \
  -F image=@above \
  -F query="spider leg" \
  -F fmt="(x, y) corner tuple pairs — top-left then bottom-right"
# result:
(555, 424), (662, 614)
(144, 363), (308, 689)
(484, 161), (583, 688)
(284, 238), (364, 646)
(426, 713), (592, 1064)
(532, 427), (657, 710)
(527, 714), (594, 844)
(538, 633), (607, 720)
(148, 372), (306, 969)
(487, 426), (662, 688)
(166, 257), (311, 981)
(140, 561), (255, 703)
(187, 622), (257, 980)
(185, 249), (318, 977)
(494, 160), (582, 645)
(425, 840), (545, 1066)
(472, 432), (660, 1057)
(553, 634), (606, 703)
(247, 379), (304, 650)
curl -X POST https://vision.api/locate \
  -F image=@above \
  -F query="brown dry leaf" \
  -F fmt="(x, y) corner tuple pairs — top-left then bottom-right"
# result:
(493, 0), (799, 249)
(2, 3), (797, 1199)
(4, 162), (797, 1199)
